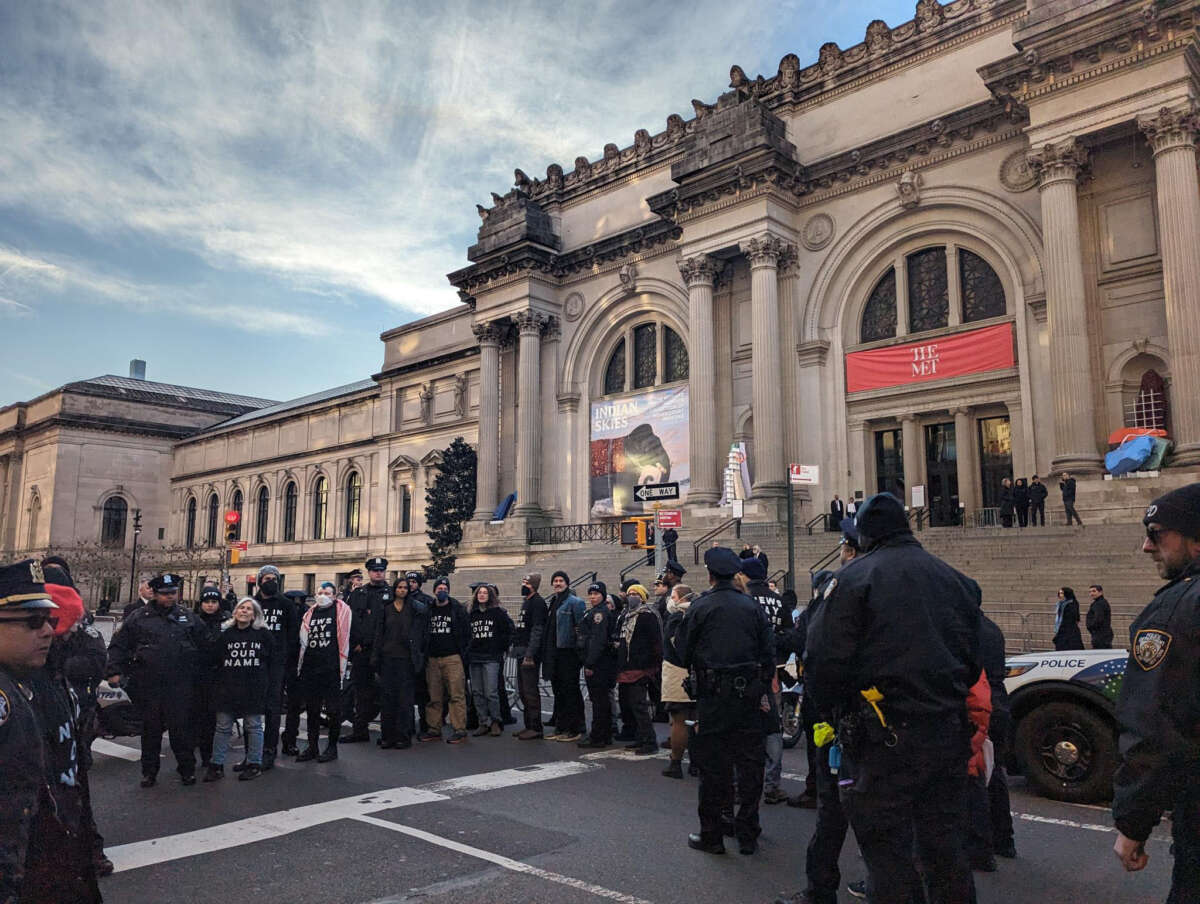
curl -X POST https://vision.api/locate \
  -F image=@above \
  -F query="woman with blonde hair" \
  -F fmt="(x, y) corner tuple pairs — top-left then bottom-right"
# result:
(203, 598), (273, 783)
(660, 583), (696, 779)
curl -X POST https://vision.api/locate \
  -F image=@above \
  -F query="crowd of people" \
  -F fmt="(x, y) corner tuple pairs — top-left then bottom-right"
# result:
(2, 481), (1199, 903)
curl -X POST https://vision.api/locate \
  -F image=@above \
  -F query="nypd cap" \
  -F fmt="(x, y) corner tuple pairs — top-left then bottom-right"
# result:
(366, 557), (388, 571)
(703, 546), (743, 578)
(0, 559), (58, 610)
(739, 557), (767, 582)
(664, 560), (687, 578)
(149, 573), (183, 593)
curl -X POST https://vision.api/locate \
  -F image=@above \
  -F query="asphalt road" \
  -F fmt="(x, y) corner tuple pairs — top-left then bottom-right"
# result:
(88, 711), (1173, 904)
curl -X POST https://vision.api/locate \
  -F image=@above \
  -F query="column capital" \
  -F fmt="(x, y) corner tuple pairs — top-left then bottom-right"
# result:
(513, 309), (550, 336)
(900, 413), (918, 424)
(556, 391), (580, 413)
(741, 234), (788, 269)
(777, 242), (801, 278)
(1028, 139), (1090, 188)
(471, 319), (506, 345)
(952, 406), (971, 418)
(678, 254), (719, 288)
(1138, 103), (1200, 157)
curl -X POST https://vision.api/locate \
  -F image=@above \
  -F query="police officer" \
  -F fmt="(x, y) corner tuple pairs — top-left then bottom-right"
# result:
(0, 559), (101, 903)
(741, 556), (794, 806)
(1112, 483), (1200, 901)
(253, 565), (299, 769)
(578, 581), (617, 749)
(804, 493), (980, 904)
(343, 557), (392, 742)
(106, 572), (207, 787)
(676, 546), (774, 855)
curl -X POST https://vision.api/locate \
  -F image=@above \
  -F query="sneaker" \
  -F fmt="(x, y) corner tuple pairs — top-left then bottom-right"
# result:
(94, 856), (114, 878)
(577, 738), (609, 749)
(543, 732), (564, 741)
(281, 742), (299, 756)
(662, 760), (683, 779)
(231, 760), (249, 773)
(489, 721), (502, 737)
(446, 731), (468, 745)
(555, 732), (582, 743)
(419, 730), (442, 742)
(846, 880), (867, 899)
(317, 746), (338, 763)
(763, 787), (789, 805)
(472, 725), (491, 737)
(139, 775), (156, 788)
(180, 773), (196, 786)
(787, 791), (818, 809)
(202, 765), (224, 782)
(632, 743), (657, 756)
(516, 729), (544, 740)
(296, 747), (318, 762)
(237, 764), (262, 781)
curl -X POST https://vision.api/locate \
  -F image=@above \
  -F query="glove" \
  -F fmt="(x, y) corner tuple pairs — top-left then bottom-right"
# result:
(813, 721), (836, 748)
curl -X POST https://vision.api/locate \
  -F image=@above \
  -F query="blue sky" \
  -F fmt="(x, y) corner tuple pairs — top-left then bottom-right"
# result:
(0, 0), (918, 405)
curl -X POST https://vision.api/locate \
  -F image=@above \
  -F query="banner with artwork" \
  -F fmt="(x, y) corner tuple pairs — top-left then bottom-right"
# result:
(590, 386), (689, 518)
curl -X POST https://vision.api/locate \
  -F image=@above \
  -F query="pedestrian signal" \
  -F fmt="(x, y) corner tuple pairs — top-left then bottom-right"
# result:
(619, 517), (655, 549)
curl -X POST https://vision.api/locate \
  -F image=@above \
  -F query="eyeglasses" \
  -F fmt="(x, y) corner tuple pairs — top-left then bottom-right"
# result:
(1146, 526), (1167, 545)
(0, 612), (59, 631)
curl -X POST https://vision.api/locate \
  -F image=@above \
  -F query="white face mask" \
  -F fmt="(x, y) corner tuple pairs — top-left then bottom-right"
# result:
(316, 592), (334, 607)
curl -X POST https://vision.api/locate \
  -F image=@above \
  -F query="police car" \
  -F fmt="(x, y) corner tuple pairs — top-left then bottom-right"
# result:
(1005, 648), (1127, 803)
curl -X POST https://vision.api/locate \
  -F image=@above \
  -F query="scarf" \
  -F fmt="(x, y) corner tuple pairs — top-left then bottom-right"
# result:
(298, 598), (351, 678)
(1054, 598), (1067, 635)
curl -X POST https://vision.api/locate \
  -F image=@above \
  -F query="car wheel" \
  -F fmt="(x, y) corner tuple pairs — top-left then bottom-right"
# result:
(781, 692), (803, 749)
(1014, 700), (1116, 804)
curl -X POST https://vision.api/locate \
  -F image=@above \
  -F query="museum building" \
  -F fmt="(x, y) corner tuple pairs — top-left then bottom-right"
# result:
(4, 0), (1198, 593)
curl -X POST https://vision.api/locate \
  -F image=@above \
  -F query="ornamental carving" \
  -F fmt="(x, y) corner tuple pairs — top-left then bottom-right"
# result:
(801, 213), (836, 251)
(563, 292), (584, 322)
(741, 235), (788, 267)
(471, 321), (506, 345)
(678, 255), (719, 287)
(1138, 104), (1200, 155)
(915, 0), (944, 31)
(896, 170), (923, 209)
(998, 149), (1037, 192)
(1027, 140), (1090, 186)
(513, 309), (550, 336)
(453, 375), (468, 418)
(618, 262), (638, 297)
(419, 383), (434, 426)
(865, 20), (892, 54)
(818, 42), (843, 75)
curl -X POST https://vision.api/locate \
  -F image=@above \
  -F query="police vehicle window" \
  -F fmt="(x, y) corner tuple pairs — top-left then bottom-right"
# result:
(185, 496), (198, 549)
(230, 488), (244, 541)
(860, 268), (897, 343)
(255, 486), (269, 544)
(907, 247), (949, 334)
(312, 476), (328, 541)
(664, 327), (689, 383)
(633, 323), (657, 389)
(206, 493), (220, 547)
(344, 471), (362, 538)
(283, 481), (298, 542)
(101, 495), (128, 547)
(604, 338), (626, 395)
(959, 249), (1005, 322)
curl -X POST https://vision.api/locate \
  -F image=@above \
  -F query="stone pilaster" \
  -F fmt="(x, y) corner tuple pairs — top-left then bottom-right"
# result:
(680, 255), (720, 504)
(901, 414), (921, 508)
(777, 247), (802, 495)
(1028, 139), (1102, 473)
(953, 407), (976, 516)
(1140, 104), (1200, 465)
(471, 320), (504, 521)
(742, 234), (789, 499)
(512, 310), (550, 517)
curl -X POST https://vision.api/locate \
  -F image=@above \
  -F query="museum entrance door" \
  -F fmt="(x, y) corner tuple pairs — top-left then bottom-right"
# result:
(924, 422), (960, 526)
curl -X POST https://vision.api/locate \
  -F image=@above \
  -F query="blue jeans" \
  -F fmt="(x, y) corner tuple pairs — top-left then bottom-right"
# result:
(212, 712), (264, 766)
(470, 660), (501, 726)
(764, 731), (783, 791)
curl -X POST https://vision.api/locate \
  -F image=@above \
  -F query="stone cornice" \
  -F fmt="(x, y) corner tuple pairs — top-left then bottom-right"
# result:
(1139, 101), (1200, 154)
(373, 346), (480, 382)
(0, 413), (197, 443)
(795, 340), (831, 368)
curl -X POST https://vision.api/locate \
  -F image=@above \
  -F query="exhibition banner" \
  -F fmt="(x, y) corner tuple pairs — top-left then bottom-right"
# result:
(845, 322), (1015, 393)
(590, 385), (689, 518)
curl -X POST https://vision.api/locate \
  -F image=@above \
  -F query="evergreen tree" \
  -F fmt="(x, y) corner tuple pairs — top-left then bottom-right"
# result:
(425, 437), (477, 575)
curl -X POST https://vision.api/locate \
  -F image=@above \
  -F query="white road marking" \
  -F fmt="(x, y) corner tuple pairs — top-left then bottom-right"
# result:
(91, 739), (142, 761)
(353, 814), (656, 904)
(579, 748), (669, 762)
(1013, 811), (1170, 843)
(107, 759), (600, 873)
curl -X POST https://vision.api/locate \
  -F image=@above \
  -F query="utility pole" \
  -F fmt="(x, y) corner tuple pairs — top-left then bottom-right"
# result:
(784, 465), (795, 592)
(127, 508), (142, 605)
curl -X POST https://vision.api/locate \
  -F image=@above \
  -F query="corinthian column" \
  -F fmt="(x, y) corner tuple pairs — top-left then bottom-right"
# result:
(1028, 139), (1102, 473)
(512, 310), (548, 517)
(1140, 104), (1200, 465)
(743, 234), (788, 499)
(679, 255), (720, 504)
(471, 321), (503, 521)
(778, 247), (802, 490)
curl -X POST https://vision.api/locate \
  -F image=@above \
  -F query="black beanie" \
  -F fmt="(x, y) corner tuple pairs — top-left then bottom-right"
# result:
(1144, 483), (1200, 539)
(551, 570), (570, 586)
(586, 581), (608, 599)
(855, 492), (911, 548)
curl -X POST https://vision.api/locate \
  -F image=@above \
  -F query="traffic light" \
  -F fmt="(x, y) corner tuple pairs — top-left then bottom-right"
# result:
(619, 517), (655, 549)
(225, 521), (238, 543)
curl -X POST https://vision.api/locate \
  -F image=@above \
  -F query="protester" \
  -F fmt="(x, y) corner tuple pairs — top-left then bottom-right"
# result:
(511, 572), (548, 740)
(421, 577), (471, 744)
(468, 583), (512, 737)
(741, 557), (793, 805)
(660, 582), (695, 779)
(192, 585), (226, 771)
(1052, 587), (1084, 651)
(204, 598), (273, 782)
(296, 584), (350, 761)
(372, 578), (429, 749)
(545, 572), (586, 742)
(279, 588), (311, 756)
(122, 578), (153, 618)
(616, 583), (662, 755)
(252, 564), (299, 769)
(1085, 584), (1113, 649)
(578, 581), (617, 749)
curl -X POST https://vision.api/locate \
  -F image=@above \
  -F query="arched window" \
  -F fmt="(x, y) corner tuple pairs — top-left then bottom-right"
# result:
(959, 249), (1006, 322)
(907, 247), (949, 333)
(185, 497), (197, 549)
(206, 493), (219, 547)
(344, 471), (362, 538)
(1131, 369), (1169, 431)
(604, 339), (626, 395)
(282, 482), (297, 542)
(312, 476), (328, 540)
(861, 269), (897, 342)
(230, 489), (243, 541)
(26, 492), (40, 548)
(400, 484), (412, 533)
(100, 496), (128, 547)
(255, 486), (269, 544)
(600, 322), (687, 396)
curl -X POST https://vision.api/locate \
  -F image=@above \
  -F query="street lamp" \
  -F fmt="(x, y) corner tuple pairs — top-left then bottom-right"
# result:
(127, 508), (142, 605)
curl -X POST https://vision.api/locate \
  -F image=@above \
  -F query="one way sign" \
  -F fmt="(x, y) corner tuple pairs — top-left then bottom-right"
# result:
(633, 482), (680, 502)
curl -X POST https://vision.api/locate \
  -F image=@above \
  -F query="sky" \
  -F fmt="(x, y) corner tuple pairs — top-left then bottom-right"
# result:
(0, 0), (918, 405)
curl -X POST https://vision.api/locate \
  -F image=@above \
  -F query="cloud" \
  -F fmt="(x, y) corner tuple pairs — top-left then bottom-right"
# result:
(0, 296), (34, 318)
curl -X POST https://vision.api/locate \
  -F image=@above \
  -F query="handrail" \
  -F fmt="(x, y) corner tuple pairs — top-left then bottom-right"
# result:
(569, 570), (597, 591)
(692, 517), (741, 564)
(804, 513), (828, 536)
(619, 554), (647, 583)
(906, 507), (927, 531)
(767, 568), (787, 585)
(808, 545), (840, 576)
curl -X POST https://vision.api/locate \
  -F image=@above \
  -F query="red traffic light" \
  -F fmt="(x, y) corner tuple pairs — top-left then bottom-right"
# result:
(224, 510), (240, 524)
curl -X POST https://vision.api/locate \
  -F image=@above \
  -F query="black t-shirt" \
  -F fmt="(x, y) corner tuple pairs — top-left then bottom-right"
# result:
(469, 606), (511, 661)
(302, 605), (339, 679)
(428, 605), (458, 658)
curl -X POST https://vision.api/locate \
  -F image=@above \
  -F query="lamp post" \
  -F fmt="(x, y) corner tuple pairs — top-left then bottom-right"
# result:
(127, 508), (142, 605)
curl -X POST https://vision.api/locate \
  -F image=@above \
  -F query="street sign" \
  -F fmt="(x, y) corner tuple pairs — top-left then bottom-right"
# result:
(656, 509), (682, 529)
(233, 540), (248, 551)
(789, 463), (820, 485)
(633, 482), (680, 502)
(912, 484), (926, 508)
(224, 510), (240, 524)
(731, 499), (745, 519)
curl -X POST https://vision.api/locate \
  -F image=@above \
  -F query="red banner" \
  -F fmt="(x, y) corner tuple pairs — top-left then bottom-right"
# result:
(845, 323), (1015, 393)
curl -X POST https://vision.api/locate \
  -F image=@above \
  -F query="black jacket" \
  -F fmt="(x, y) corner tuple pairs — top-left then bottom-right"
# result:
(193, 609), (226, 689)
(1052, 598), (1084, 651)
(371, 599), (430, 672)
(1113, 559), (1200, 842)
(978, 614), (1009, 719)
(254, 588), (300, 665)
(616, 605), (663, 677)
(211, 623), (273, 717)
(805, 534), (981, 724)
(663, 607), (688, 668)
(1029, 481), (1048, 504)
(1086, 595), (1114, 648)
(747, 579), (796, 664)
(347, 580), (393, 655)
(1059, 477), (1077, 503)
(579, 604), (617, 677)
(998, 484), (1014, 516)
(512, 592), (548, 661)
(1013, 481), (1030, 508)
(105, 602), (207, 690)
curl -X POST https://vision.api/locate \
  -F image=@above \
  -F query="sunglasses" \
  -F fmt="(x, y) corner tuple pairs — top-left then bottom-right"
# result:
(1145, 526), (1167, 545)
(0, 612), (59, 631)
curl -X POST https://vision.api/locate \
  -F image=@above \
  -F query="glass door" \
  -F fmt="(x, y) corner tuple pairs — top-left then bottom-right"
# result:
(874, 429), (904, 500)
(924, 422), (960, 525)
(977, 416), (1012, 510)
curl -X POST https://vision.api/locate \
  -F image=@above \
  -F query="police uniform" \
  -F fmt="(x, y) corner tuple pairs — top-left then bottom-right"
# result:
(1113, 485), (1200, 903)
(804, 493), (980, 904)
(105, 572), (207, 785)
(676, 547), (774, 854)
(578, 582), (617, 747)
(343, 557), (392, 740)
(0, 559), (101, 903)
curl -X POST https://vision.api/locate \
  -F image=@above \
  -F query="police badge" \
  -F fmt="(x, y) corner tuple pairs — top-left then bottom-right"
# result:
(593, 612), (603, 623)
(1133, 628), (1172, 671)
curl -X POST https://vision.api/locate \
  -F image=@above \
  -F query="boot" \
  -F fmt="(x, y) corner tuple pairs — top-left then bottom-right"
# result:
(317, 744), (338, 763)
(202, 764), (224, 782)
(296, 745), (318, 762)
(662, 759), (683, 779)
(237, 764), (262, 781)
(281, 742), (299, 756)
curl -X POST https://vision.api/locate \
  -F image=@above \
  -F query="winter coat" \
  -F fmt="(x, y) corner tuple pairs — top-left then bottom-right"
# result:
(1053, 597), (1084, 651)
(660, 600), (693, 704)
(371, 599), (430, 672)
(616, 605), (663, 682)
(1086, 595), (1114, 648)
